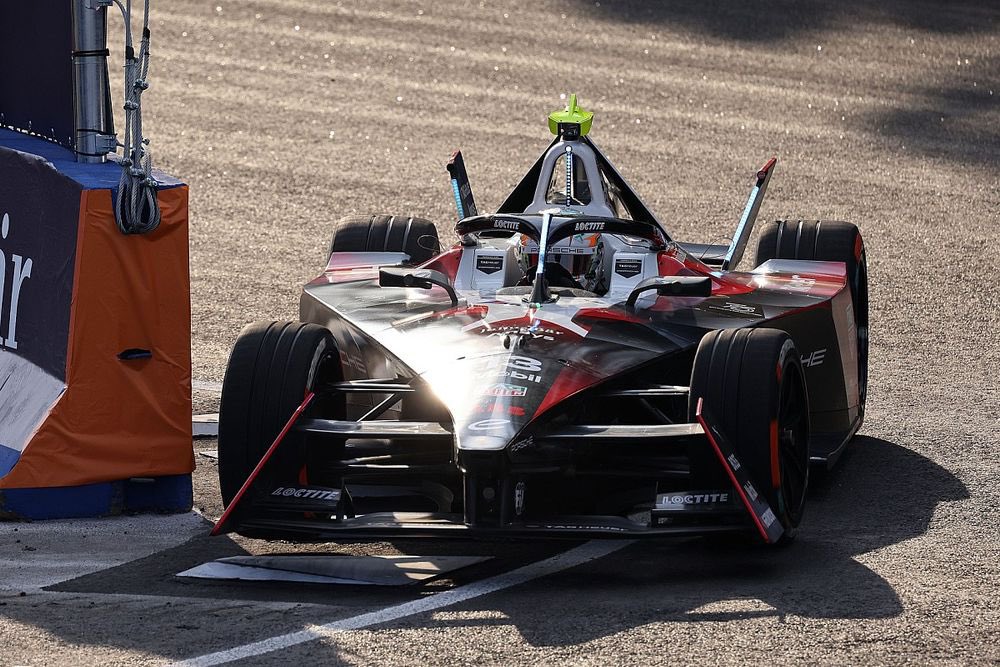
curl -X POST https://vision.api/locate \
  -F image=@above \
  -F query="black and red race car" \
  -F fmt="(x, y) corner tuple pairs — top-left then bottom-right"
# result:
(213, 96), (868, 546)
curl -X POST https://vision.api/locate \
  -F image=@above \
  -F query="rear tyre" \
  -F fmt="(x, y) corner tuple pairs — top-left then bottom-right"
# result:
(218, 321), (340, 507)
(688, 328), (810, 543)
(755, 219), (869, 420)
(328, 214), (439, 265)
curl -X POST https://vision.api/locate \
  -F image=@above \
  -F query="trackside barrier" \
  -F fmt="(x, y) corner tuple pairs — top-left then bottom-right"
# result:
(0, 129), (193, 519)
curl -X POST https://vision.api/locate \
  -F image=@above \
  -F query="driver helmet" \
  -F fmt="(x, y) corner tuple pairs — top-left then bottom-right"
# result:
(514, 232), (606, 293)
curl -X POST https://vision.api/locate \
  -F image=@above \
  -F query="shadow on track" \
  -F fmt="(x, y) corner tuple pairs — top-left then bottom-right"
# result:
(3, 436), (968, 660)
(568, 0), (997, 42)
(865, 76), (999, 167)
(421, 437), (969, 646)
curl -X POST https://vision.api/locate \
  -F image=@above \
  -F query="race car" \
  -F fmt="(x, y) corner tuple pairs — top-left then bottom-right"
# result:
(213, 95), (868, 546)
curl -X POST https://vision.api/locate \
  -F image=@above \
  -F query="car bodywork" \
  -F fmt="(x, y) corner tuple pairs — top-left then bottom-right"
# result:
(215, 97), (863, 543)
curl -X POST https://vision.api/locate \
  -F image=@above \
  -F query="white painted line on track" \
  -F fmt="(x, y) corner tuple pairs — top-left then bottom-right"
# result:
(172, 539), (633, 667)
(192, 380), (223, 393)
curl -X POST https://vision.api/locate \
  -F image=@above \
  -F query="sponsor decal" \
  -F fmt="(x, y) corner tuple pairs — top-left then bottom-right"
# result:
(489, 354), (543, 382)
(531, 522), (627, 532)
(476, 402), (526, 417)
(468, 418), (509, 431)
(550, 245), (593, 255)
(742, 481), (759, 501)
(0, 212), (33, 351)
(493, 220), (520, 231)
(485, 325), (564, 342)
(614, 258), (642, 279)
(484, 383), (527, 397)
(339, 347), (367, 376)
(509, 436), (534, 455)
(481, 355), (544, 382)
(507, 355), (542, 372)
(705, 300), (765, 318)
(786, 274), (817, 293)
(727, 454), (741, 471)
(655, 491), (731, 510)
(271, 487), (341, 501)
(502, 369), (542, 383)
(574, 221), (605, 232)
(801, 348), (827, 368)
(476, 255), (504, 275)
(514, 481), (526, 516)
(761, 508), (777, 527)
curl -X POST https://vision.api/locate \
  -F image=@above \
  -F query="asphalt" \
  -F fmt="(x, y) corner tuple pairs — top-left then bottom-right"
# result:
(2, 0), (999, 664)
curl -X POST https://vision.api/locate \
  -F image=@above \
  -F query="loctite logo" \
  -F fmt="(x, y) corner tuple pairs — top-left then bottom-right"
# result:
(575, 221), (604, 231)
(0, 212), (32, 351)
(656, 492), (730, 509)
(271, 487), (340, 501)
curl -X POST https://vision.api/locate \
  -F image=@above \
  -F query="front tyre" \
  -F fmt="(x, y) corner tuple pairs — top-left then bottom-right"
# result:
(688, 328), (810, 543)
(217, 321), (340, 507)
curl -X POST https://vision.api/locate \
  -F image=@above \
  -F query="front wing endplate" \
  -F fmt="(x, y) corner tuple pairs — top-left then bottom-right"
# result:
(695, 398), (785, 544)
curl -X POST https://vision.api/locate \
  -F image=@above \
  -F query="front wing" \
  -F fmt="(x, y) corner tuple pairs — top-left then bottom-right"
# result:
(213, 392), (783, 543)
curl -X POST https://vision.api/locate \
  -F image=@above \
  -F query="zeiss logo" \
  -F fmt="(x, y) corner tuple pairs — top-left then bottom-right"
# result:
(0, 213), (32, 351)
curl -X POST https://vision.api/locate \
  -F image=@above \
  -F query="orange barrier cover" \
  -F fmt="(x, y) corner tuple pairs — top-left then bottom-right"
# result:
(0, 186), (193, 488)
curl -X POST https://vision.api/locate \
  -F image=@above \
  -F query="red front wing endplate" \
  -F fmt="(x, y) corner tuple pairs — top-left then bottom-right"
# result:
(695, 398), (785, 544)
(211, 391), (316, 536)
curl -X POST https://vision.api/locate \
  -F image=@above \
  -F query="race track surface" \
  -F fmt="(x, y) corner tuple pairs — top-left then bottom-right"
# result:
(2, 1), (998, 664)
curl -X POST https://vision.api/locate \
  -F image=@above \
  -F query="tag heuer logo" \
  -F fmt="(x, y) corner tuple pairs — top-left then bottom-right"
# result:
(476, 256), (504, 275)
(614, 259), (642, 278)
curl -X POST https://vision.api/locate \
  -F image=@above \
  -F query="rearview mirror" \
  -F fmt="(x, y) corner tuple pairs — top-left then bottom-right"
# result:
(379, 267), (459, 306)
(626, 276), (712, 309)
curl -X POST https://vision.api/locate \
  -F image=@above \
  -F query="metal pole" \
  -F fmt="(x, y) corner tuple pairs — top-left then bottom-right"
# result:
(71, 0), (113, 163)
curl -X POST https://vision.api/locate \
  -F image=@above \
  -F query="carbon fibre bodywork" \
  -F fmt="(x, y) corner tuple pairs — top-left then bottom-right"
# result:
(300, 252), (860, 459)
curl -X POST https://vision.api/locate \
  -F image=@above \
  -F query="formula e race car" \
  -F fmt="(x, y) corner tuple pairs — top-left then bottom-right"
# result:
(213, 95), (869, 546)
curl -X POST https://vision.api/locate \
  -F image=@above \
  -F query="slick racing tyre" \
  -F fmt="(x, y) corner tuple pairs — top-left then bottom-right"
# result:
(218, 320), (340, 507)
(328, 214), (439, 266)
(754, 219), (869, 420)
(688, 328), (810, 543)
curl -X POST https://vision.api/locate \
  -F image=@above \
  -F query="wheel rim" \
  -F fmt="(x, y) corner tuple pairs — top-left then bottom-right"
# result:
(777, 362), (809, 526)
